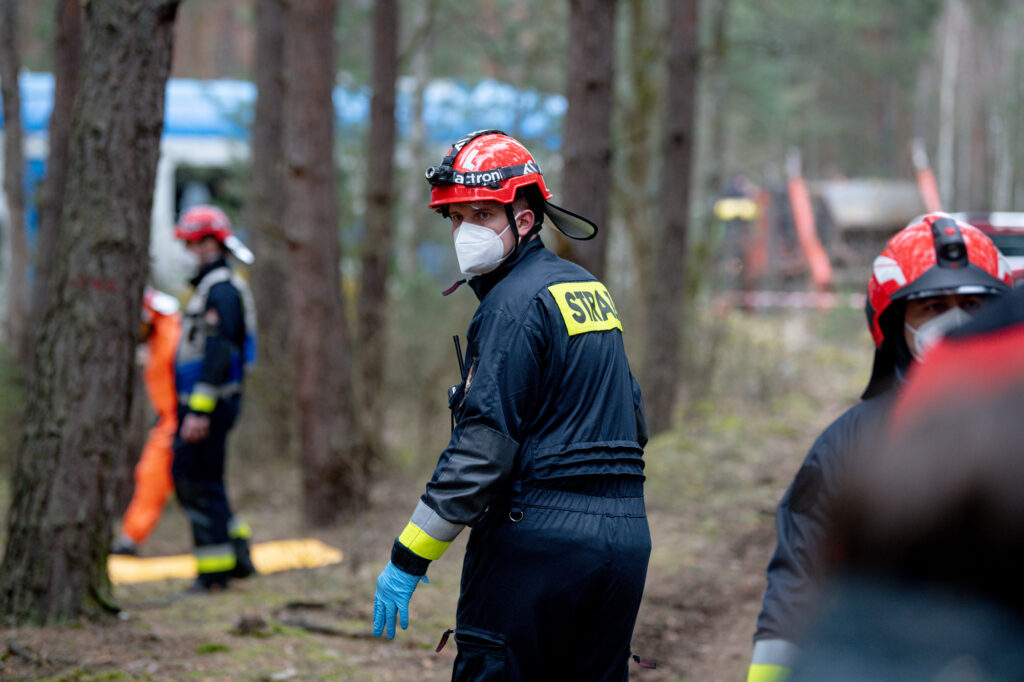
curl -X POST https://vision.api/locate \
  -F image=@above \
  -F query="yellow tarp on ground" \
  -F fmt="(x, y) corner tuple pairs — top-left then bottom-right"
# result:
(108, 538), (343, 585)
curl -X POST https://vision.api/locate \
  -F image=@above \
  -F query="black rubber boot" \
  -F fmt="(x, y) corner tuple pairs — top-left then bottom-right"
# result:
(109, 536), (138, 556)
(228, 538), (256, 579)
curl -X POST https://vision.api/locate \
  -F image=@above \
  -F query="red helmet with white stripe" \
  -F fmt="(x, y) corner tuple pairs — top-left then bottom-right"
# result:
(866, 212), (1011, 347)
(174, 205), (233, 243)
(174, 205), (254, 264)
(425, 129), (598, 240)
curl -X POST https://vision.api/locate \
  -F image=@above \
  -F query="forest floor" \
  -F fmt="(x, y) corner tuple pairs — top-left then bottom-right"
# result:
(0, 306), (869, 682)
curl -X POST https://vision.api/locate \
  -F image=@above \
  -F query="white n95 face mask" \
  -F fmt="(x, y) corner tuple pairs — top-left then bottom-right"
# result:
(178, 248), (201, 275)
(453, 221), (513, 275)
(905, 305), (973, 360)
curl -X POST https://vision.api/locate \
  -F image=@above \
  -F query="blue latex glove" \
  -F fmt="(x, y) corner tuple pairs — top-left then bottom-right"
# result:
(373, 561), (428, 639)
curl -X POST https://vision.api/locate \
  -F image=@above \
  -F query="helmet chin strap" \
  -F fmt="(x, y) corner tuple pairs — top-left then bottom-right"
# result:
(503, 204), (540, 262)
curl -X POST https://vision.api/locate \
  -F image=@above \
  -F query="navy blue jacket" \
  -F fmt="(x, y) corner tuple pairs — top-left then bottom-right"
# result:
(790, 575), (1024, 681)
(754, 392), (894, 646)
(392, 237), (647, 575)
(176, 258), (257, 417)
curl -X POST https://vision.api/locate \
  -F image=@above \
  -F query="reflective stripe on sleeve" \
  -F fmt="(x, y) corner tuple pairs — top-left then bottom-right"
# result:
(747, 664), (791, 682)
(398, 523), (450, 560)
(188, 383), (218, 413)
(178, 381), (243, 407)
(397, 501), (464, 561)
(747, 639), (799, 682)
(410, 500), (463, 542)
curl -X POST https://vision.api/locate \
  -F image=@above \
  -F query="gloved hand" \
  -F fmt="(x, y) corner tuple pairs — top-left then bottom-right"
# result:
(373, 561), (428, 639)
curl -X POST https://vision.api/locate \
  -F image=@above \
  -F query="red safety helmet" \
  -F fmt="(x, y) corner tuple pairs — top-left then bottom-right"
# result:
(174, 205), (254, 264)
(866, 212), (1011, 347)
(425, 129), (597, 240)
(142, 286), (180, 322)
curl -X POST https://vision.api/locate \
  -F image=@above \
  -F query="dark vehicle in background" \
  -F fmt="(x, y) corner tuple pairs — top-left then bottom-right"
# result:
(949, 212), (1024, 285)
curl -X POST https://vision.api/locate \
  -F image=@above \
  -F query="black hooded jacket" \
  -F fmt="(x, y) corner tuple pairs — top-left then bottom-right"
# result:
(754, 323), (911, 647)
(753, 390), (895, 644)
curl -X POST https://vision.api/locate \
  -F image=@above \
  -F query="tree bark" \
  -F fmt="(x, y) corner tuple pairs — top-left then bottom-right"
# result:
(937, 0), (964, 209)
(642, 0), (699, 435)
(617, 0), (661, 333)
(283, 0), (371, 525)
(0, 0), (180, 625)
(704, 0), (731, 204)
(242, 0), (293, 463)
(170, 1), (248, 79)
(31, 0), (82, 338)
(396, 0), (434, 274)
(561, 0), (616, 278)
(0, 0), (29, 364)
(357, 0), (399, 452)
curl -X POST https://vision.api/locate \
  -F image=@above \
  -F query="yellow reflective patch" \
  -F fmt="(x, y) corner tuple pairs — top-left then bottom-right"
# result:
(398, 522), (452, 561)
(746, 663), (792, 682)
(548, 282), (623, 336)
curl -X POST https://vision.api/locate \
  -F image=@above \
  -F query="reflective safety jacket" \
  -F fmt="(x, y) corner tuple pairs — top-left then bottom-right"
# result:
(175, 260), (257, 415)
(749, 392), (894, 681)
(392, 237), (648, 575)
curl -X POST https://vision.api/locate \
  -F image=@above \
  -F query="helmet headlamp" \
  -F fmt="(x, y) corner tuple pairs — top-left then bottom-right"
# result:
(425, 164), (455, 186)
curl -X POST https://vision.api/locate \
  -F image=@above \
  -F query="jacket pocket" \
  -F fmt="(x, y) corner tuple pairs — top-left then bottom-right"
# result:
(452, 626), (507, 682)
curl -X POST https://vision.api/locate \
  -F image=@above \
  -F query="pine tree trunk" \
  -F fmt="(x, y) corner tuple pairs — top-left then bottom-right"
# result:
(0, 0), (180, 625)
(396, 0), (433, 274)
(357, 0), (399, 454)
(618, 0), (661, 334)
(0, 0), (29, 364)
(937, 1), (964, 209)
(642, 0), (699, 435)
(283, 0), (370, 525)
(561, 0), (616, 278)
(242, 0), (294, 464)
(32, 0), (82, 336)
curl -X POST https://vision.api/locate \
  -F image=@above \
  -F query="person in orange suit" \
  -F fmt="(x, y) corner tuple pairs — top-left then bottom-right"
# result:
(111, 287), (182, 556)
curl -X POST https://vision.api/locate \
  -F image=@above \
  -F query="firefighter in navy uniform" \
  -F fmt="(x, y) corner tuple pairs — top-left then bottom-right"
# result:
(372, 130), (652, 681)
(786, 282), (1024, 682)
(172, 205), (258, 592)
(747, 213), (1013, 682)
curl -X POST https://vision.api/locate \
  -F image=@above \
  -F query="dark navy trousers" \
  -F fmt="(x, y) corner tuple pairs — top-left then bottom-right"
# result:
(171, 397), (244, 585)
(452, 480), (650, 682)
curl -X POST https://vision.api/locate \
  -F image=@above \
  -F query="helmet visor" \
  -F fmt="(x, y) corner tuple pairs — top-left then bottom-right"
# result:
(896, 263), (1009, 302)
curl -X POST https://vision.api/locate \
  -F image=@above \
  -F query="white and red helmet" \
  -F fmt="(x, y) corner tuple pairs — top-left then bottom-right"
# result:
(174, 205), (254, 264)
(866, 212), (1011, 347)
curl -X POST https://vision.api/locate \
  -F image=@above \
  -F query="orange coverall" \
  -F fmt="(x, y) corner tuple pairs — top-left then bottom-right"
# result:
(120, 308), (182, 545)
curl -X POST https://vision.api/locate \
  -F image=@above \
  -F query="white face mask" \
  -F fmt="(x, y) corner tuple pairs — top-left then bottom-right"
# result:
(179, 248), (201, 274)
(905, 306), (973, 360)
(453, 216), (519, 275)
